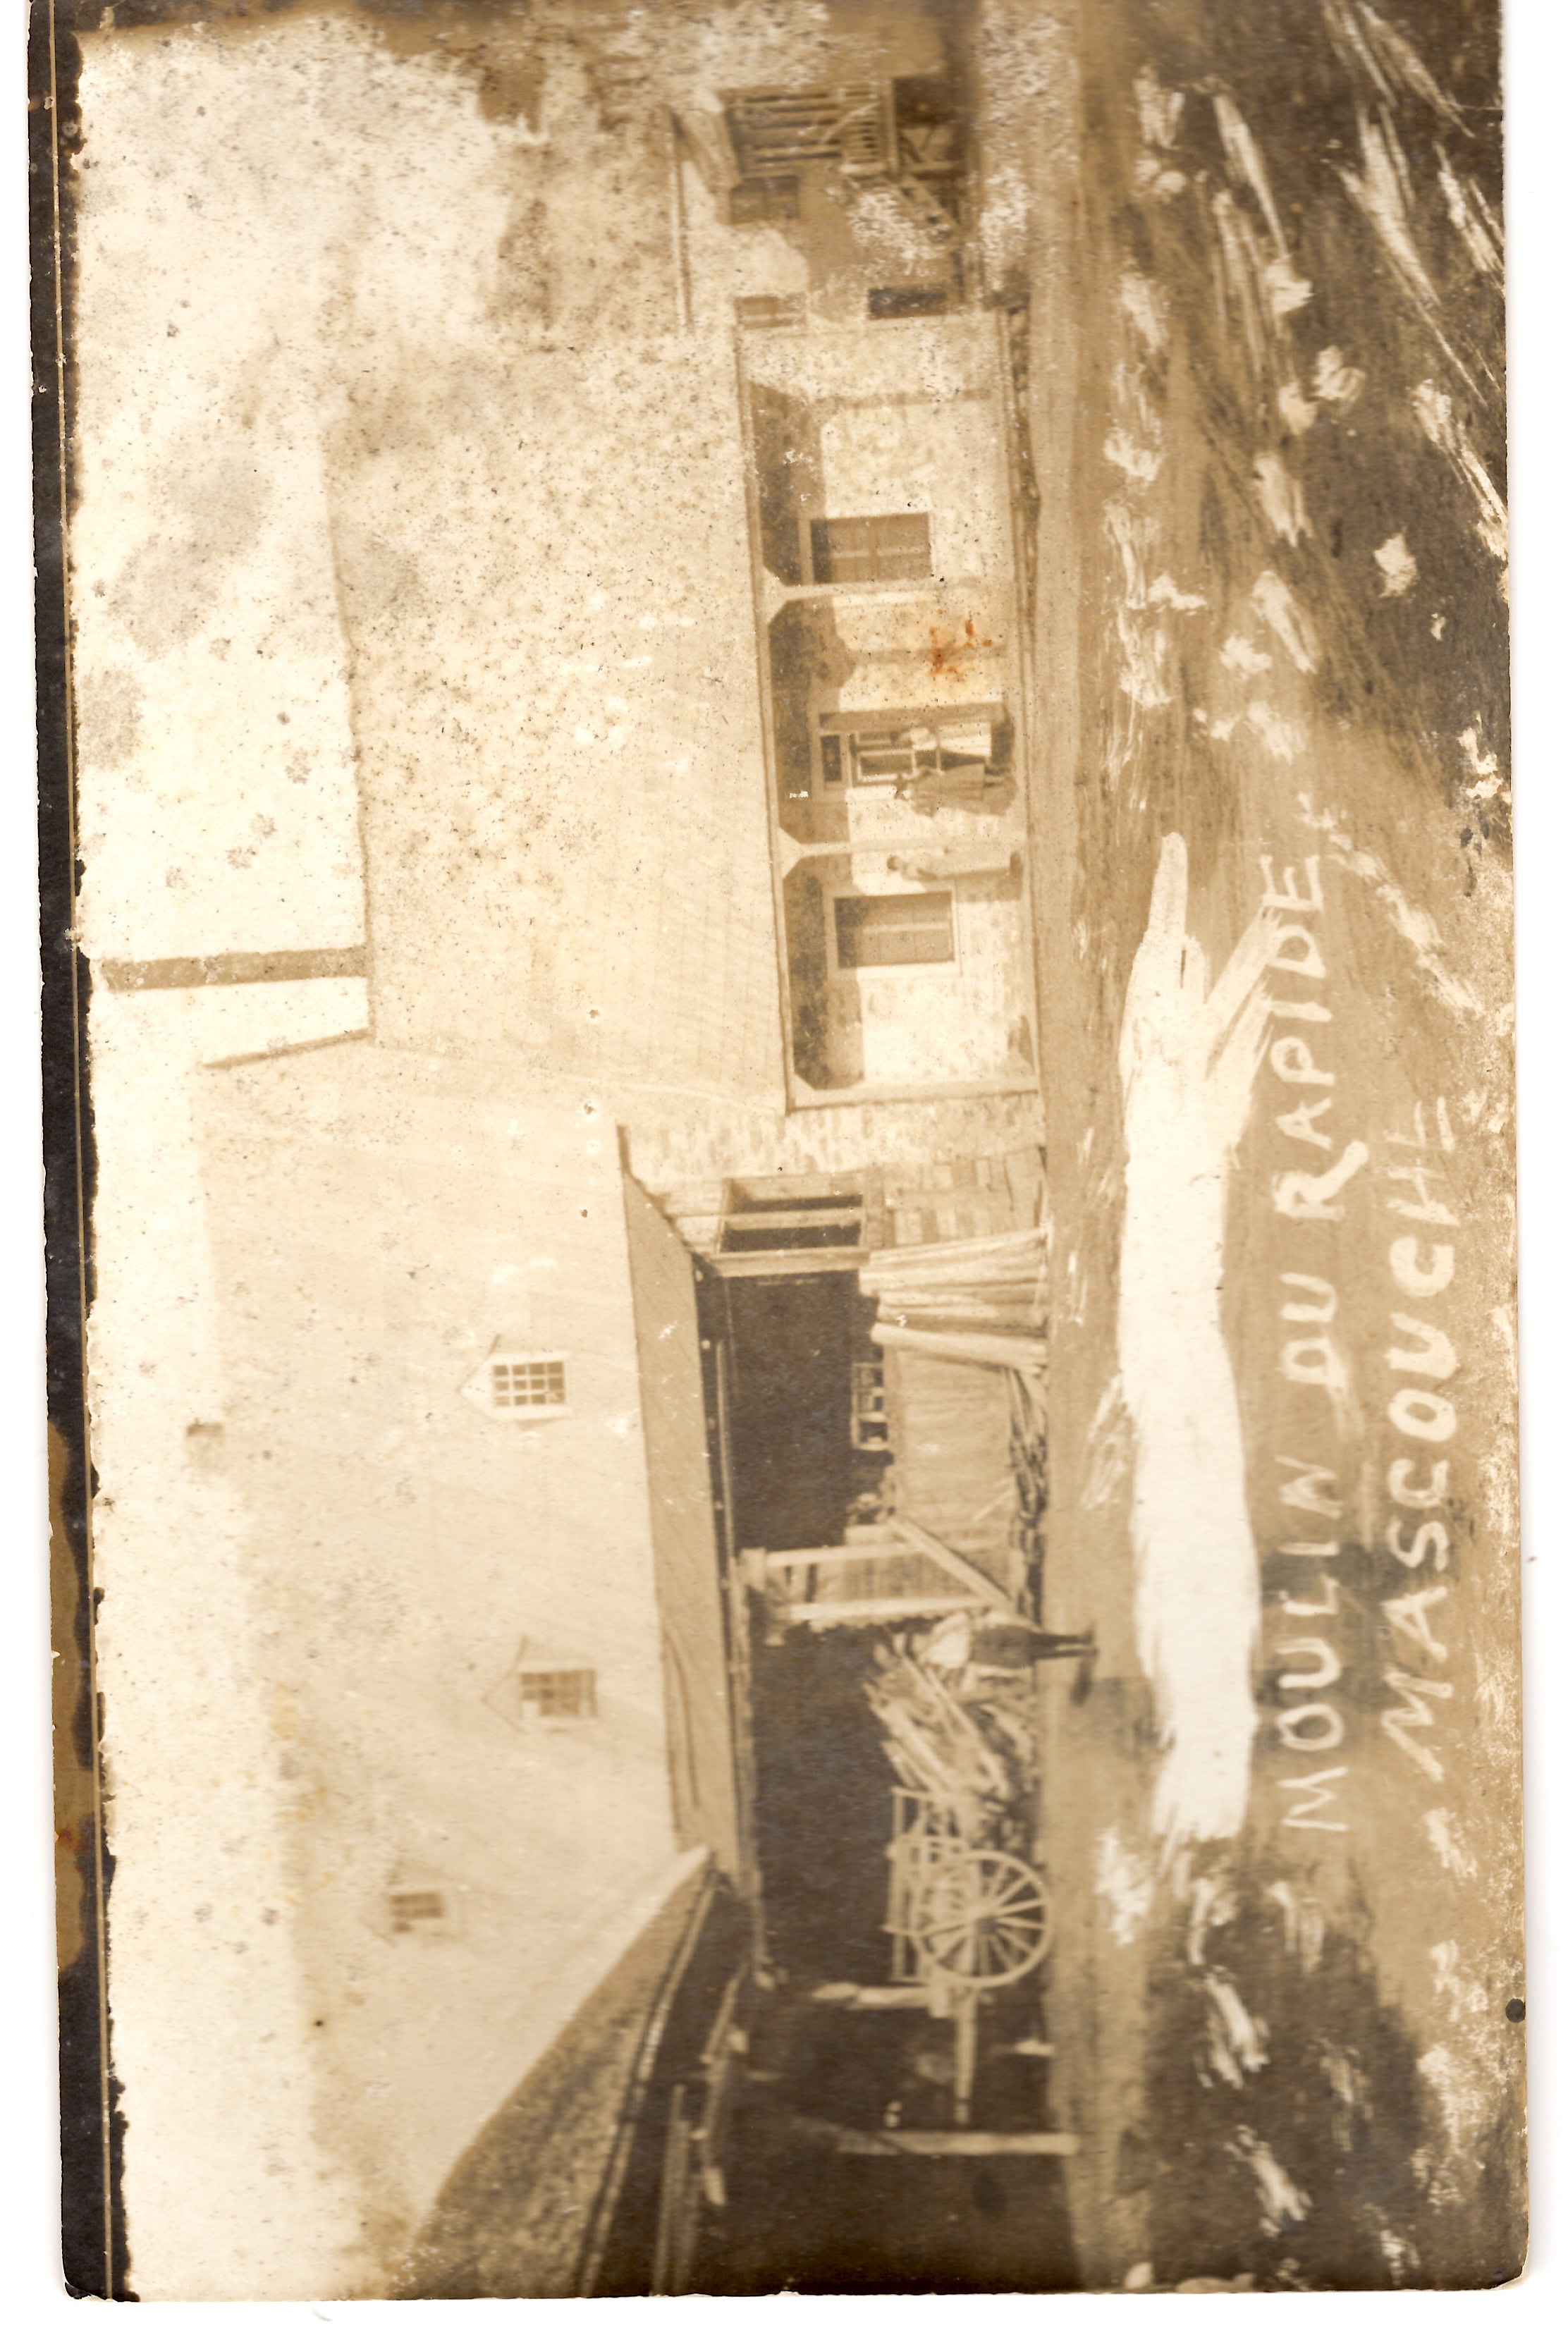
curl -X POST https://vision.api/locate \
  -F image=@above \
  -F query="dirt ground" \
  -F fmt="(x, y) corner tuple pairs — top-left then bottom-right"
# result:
(1003, 0), (1522, 2292)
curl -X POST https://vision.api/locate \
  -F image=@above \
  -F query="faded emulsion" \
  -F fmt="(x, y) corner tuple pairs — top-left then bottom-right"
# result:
(42, 0), (1522, 2300)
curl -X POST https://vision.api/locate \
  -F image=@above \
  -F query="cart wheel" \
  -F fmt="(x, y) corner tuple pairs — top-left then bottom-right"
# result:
(913, 1850), (1052, 1990)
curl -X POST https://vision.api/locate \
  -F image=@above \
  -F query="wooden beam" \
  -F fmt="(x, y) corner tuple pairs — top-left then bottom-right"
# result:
(871, 1320), (1047, 1368)
(785, 2117), (1079, 2157)
(719, 1208), (862, 1232)
(807, 1983), (930, 2009)
(790, 1077), (1039, 1112)
(713, 1342), (737, 1574)
(730, 1172), (861, 1202)
(763, 1538), (899, 1570)
(707, 1248), (868, 1279)
(651, 2085), (698, 2293)
(741, 1548), (770, 1594)
(785, 1593), (989, 1628)
(888, 1515), (1017, 1612)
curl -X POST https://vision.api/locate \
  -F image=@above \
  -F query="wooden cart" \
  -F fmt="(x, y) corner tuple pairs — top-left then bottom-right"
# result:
(881, 1787), (1052, 2124)
(886, 1788), (1053, 1991)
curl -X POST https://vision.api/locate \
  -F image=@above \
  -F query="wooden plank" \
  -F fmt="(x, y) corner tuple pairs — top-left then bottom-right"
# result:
(763, 1538), (898, 1570)
(785, 2117), (1079, 2157)
(807, 1982), (930, 2009)
(790, 1078), (1039, 1112)
(725, 1546), (767, 1942)
(697, 1966), (748, 2212)
(864, 1230), (1046, 1275)
(871, 1320), (1046, 1368)
(729, 1172), (861, 1203)
(713, 1341), (737, 1575)
(741, 1547), (770, 1594)
(575, 1865), (721, 2296)
(785, 1593), (988, 1627)
(701, 1965), (749, 2075)
(716, 1345), (763, 1921)
(888, 1516), (1017, 1612)
(708, 1248), (868, 1279)
(720, 1208), (863, 1232)
(953, 1995), (977, 2128)
(651, 2085), (697, 2294)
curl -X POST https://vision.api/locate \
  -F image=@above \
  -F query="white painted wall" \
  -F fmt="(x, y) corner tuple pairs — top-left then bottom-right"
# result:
(821, 872), (1034, 1086)
(200, 1045), (681, 2280)
(821, 399), (1012, 582)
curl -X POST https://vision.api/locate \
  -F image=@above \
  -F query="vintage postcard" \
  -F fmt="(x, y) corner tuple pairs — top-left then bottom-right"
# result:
(37, 0), (1525, 2298)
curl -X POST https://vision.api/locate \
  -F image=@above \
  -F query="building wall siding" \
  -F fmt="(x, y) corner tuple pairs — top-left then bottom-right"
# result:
(623, 1179), (743, 1878)
(325, 341), (785, 1101)
(197, 1042), (682, 2250)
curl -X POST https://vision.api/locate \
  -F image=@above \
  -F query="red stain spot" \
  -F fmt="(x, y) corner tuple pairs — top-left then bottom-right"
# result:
(927, 614), (993, 683)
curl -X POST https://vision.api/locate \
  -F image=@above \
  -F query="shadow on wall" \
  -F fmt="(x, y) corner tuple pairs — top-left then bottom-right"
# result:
(751, 384), (825, 590)
(785, 864), (859, 1087)
(771, 601), (857, 844)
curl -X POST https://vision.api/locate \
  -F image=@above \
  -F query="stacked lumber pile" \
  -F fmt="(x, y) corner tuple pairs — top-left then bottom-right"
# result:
(863, 1638), (1038, 1854)
(860, 1227), (1047, 1337)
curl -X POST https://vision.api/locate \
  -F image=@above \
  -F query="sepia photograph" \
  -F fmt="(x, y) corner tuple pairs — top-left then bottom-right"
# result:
(32, 0), (1529, 2298)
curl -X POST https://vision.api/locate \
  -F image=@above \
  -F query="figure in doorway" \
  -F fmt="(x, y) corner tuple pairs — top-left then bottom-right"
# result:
(917, 1611), (1096, 1674)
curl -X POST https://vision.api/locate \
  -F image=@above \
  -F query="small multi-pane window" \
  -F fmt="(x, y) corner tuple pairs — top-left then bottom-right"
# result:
(809, 513), (931, 586)
(519, 1665), (599, 1721)
(729, 174), (800, 224)
(492, 1355), (566, 1413)
(387, 1887), (458, 1938)
(390, 1889), (446, 1930)
(464, 1348), (570, 1421)
(833, 890), (955, 971)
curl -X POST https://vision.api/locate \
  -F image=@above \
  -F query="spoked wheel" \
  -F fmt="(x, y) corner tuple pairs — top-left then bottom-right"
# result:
(912, 1849), (1053, 1990)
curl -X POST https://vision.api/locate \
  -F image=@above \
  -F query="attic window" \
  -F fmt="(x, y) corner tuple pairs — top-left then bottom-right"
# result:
(463, 1349), (570, 1421)
(485, 1643), (599, 1732)
(388, 1887), (452, 1935)
(493, 1355), (566, 1412)
(519, 1665), (598, 1721)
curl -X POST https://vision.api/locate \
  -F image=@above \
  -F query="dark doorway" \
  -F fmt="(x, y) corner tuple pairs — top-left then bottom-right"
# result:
(752, 1624), (896, 1986)
(708, 1270), (897, 1980)
(721, 1272), (862, 1552)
